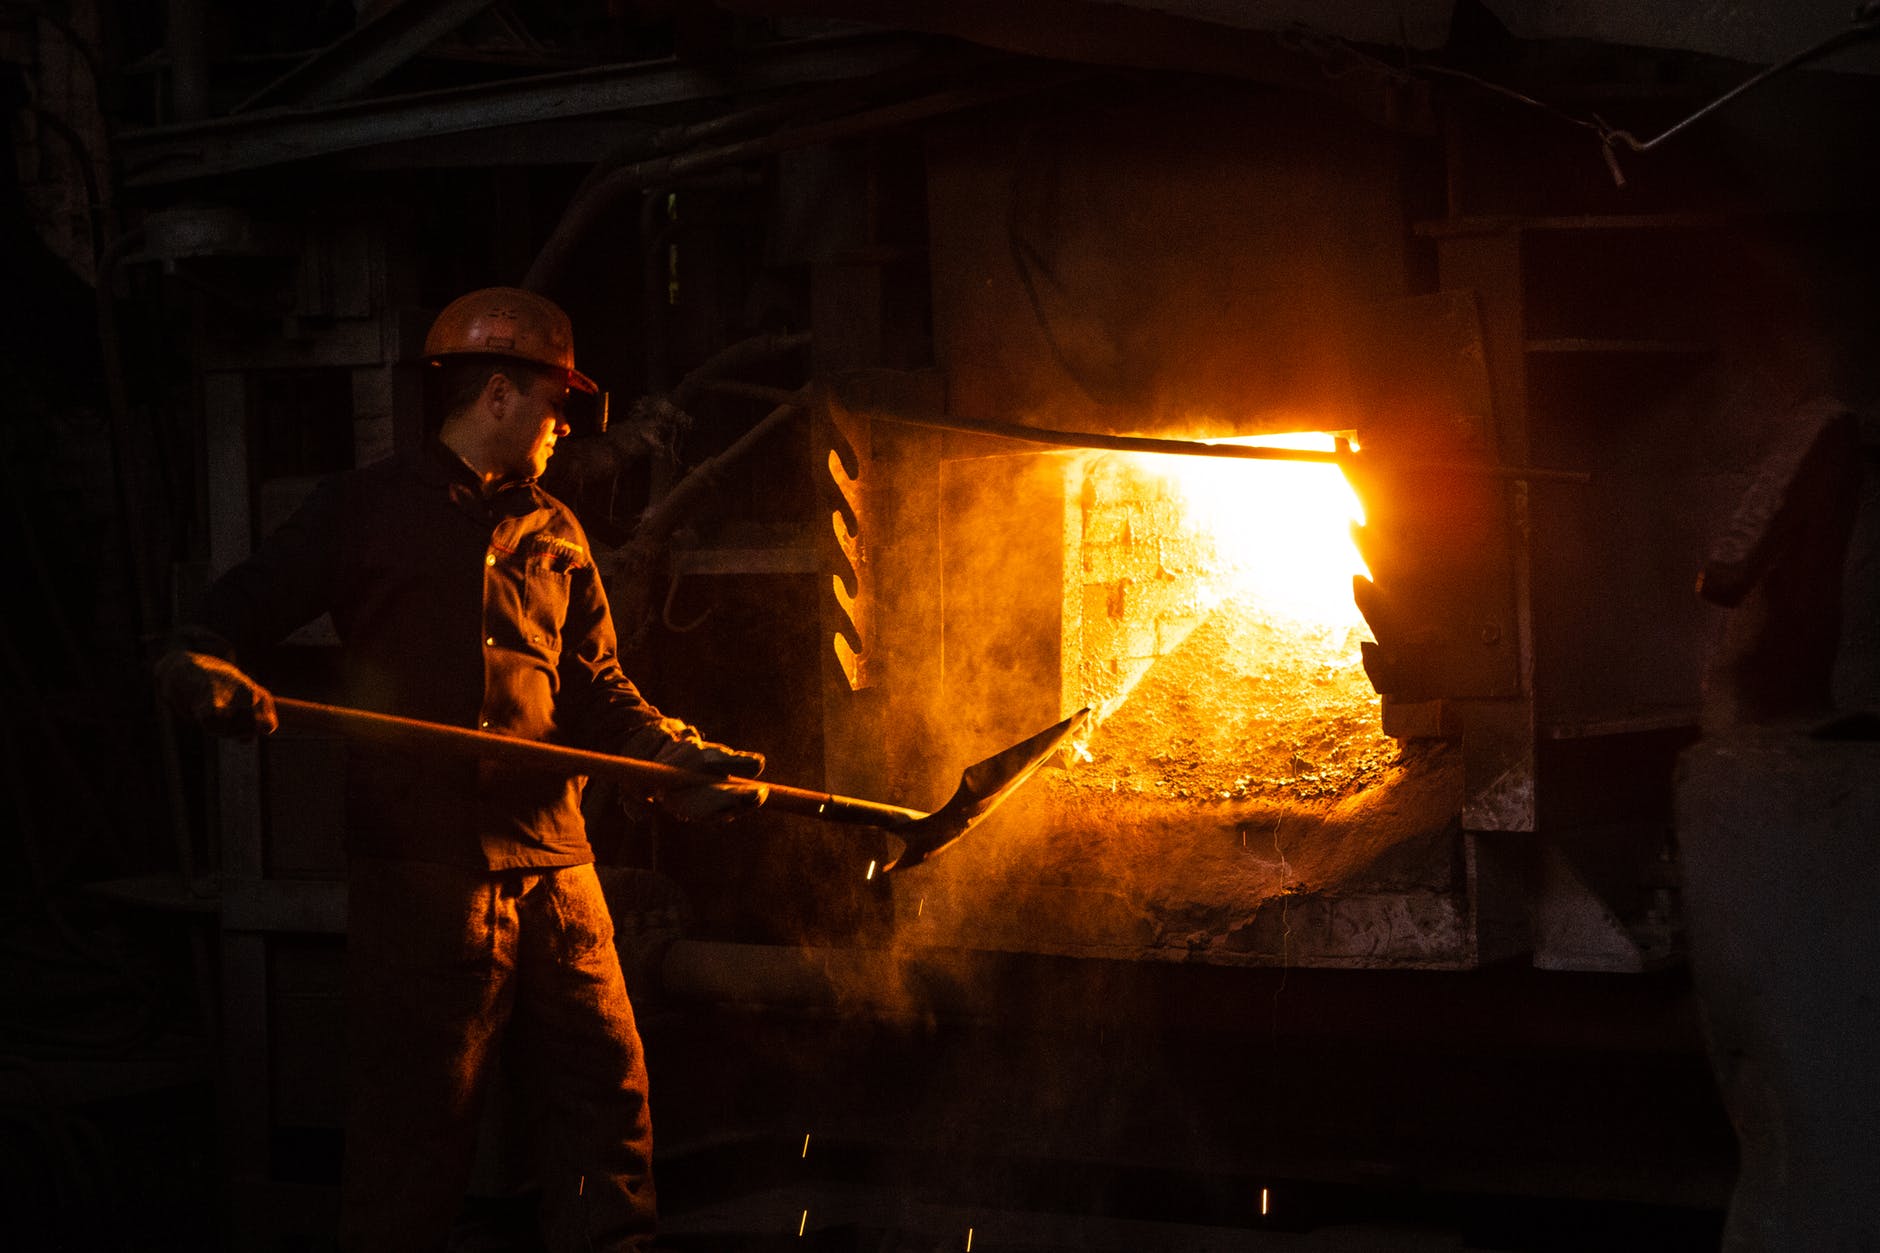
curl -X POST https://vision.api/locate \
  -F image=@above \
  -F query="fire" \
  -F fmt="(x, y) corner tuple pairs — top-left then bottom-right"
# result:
(1146, 431), (1369, 630)
(1070, 427), (1393, 804)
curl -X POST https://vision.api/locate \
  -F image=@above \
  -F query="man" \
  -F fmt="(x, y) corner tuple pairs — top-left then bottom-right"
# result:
(154, 286), (764, 1252)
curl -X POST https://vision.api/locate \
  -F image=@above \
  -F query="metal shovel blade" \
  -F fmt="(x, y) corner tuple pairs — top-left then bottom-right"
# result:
(879, 706), (1092, 874)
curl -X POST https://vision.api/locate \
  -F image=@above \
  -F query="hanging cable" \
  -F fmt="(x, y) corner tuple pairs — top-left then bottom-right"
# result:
(1285, 15), (1880, 188)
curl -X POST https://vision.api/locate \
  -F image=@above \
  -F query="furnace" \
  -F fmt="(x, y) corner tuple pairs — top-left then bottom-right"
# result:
(801, 392), (1497, 968)
(1060, 434), (1387, 805)
(26, 5), (1878, 1245)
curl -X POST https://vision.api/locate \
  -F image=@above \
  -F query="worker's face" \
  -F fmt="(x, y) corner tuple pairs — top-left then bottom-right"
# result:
(494, 368), (572, 480)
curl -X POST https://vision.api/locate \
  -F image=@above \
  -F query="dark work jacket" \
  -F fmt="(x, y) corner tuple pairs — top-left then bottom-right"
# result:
(193, 440), (670, 870)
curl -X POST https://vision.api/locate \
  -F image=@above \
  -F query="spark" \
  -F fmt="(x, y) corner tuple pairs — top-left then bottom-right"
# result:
(917, 897), (924, 917)
(801, 1133), (810, 1158)
(799, 1209), (808, 1237)
(865, 860), (877, 880)
(966, 1228), (974, 1250)
(1261, 1187), (1269, 1216)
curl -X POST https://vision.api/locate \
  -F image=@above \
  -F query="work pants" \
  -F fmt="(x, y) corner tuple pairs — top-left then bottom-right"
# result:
(340, 856), (657, 1253)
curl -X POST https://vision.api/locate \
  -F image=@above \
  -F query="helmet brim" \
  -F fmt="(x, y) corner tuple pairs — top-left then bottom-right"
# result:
(422, 353), (606, 435)
(424, 352), (597, 393)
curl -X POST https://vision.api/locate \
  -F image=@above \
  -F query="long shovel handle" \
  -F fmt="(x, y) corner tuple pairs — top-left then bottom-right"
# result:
(273, 697), (926, 828)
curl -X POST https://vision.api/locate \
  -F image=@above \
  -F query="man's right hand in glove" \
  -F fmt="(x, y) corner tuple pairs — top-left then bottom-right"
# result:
(621, 719), (767, 823)
(154, 649), (279, 738)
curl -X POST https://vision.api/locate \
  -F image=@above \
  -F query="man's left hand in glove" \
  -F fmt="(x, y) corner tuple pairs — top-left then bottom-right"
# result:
(154, 648), (279, 738)
(620, 719), (767, 823)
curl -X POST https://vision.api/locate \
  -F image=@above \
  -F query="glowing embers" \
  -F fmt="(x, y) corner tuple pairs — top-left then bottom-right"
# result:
(1071, 432), (1394, 803)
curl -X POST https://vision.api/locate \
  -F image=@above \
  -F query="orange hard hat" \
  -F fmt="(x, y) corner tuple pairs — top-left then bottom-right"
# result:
(422, 286), (598, 397)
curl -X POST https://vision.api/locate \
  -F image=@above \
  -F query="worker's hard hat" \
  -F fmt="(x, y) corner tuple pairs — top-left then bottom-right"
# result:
(422, 286), (599, 399)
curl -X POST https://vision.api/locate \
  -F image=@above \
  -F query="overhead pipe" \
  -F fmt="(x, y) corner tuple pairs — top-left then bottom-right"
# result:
(547, 329), (810, 487)
(523, 65), (1089, 294)
(531, 40), (1026, 297)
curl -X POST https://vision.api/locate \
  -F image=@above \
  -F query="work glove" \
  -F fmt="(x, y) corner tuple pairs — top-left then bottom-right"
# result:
(620, 718), (766, 824)
(153, 649), (279, 738)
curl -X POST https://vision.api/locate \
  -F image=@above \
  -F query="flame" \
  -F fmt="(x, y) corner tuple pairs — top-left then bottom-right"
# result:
(1070, 428), (1391, 801)
(1143, 431), (1369, 629)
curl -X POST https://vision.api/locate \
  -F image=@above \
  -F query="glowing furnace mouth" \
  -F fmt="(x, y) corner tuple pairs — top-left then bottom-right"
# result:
(1152, 431), (1371, 629)
(1068, 430), (1391, 804)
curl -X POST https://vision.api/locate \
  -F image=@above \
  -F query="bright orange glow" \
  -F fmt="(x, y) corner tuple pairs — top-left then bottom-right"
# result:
(1072, 429), (1390, 803)
(1144, 431), (1368, 629)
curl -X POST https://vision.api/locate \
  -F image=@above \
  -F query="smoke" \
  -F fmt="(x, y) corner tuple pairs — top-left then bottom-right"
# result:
(852, 91), (1474, 968)
(874, 431), (1428, 968)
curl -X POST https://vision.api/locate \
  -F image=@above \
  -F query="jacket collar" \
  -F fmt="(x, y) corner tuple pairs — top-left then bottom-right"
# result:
(414, 437), (544, 514)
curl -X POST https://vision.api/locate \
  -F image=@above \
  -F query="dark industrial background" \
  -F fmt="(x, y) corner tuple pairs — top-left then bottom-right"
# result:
(3, 2), (1877, 1250)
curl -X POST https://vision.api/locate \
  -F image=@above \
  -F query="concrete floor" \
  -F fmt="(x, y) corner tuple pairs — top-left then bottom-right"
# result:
(0, 1060), (1728, 1253)
(2, 956), (1735, 1253)
(662, 1186), (1497, 1250)
(652, 1179), (1721, 1252)
(631, 971), (1734, 1253)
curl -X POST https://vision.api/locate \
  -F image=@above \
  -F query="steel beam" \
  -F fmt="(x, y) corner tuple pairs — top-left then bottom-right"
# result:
(233, 0), (501, 113)
(119, 32), (931, 187)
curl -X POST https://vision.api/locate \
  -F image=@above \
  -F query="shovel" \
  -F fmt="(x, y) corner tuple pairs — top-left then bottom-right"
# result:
(273, 697), (1091, 874)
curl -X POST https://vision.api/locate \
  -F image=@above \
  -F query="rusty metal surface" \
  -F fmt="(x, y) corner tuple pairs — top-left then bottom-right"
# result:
(818, 394), (873, 691)
(1697, 399), (1858, 608)
(819, 370), (954, 812)
(1346, 287), (1526, 707)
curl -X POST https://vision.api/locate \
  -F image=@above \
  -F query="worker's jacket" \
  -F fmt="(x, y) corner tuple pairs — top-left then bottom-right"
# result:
(190, 439), (671, 869)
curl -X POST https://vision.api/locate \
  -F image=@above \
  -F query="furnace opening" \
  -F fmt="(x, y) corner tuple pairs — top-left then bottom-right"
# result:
(1069, 431), (1394, 805)
(909, 426), (1442, 966)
